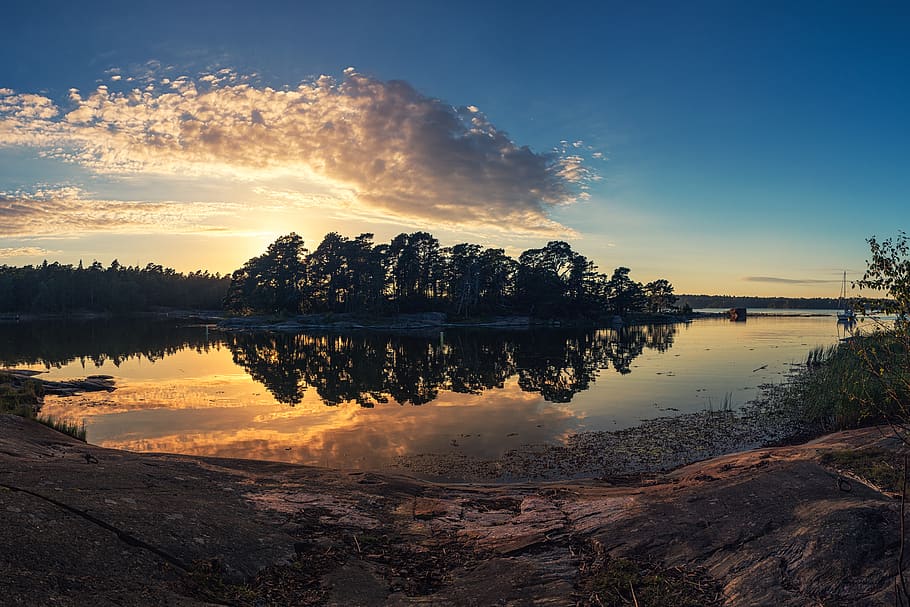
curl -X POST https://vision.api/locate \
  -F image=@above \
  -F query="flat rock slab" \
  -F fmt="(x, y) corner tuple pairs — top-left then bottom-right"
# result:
(0, 414), (903, 605)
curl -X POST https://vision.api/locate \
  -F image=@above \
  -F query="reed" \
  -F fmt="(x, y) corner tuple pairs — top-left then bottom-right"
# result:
(36, 414), (87, 442)
(705, 392), (734, 415)
(781, 328), (910, 432)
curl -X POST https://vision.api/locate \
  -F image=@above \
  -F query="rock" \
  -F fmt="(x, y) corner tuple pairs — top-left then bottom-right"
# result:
(0, 415), (903, 606)
(412, 497), (455, 519)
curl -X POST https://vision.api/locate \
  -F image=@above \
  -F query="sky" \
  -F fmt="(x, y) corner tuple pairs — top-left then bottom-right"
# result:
(0, 1), (907, 297)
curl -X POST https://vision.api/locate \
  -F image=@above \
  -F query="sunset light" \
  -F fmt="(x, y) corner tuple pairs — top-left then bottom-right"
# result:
(2, 4), (909, 605)
(3, 3), (906, 295)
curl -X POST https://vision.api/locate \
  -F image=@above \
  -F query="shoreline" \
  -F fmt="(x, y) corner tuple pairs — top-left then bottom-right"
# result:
(389, 394), (814, 483)
(3, 368), (812, 485)
(0, 412), (901, 605)
(3, 309), (697, 331)
(215, 311), (697, 333)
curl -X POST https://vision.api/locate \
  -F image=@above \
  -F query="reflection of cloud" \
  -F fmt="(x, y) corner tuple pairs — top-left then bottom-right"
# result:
(84, 380), (577, 468)
(0, 186), (238, 237)
(742, 276), (840, 285)
(0, 71), (593, 235)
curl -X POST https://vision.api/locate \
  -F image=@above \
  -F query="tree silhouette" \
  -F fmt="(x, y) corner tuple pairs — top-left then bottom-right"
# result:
(225, 233), (308, 315)
(221, 230), (675, 320)
(644, 279), (678, 313)
(606, 267), (647, 317)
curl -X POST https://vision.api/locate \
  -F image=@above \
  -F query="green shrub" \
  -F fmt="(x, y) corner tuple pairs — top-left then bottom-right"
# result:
(0, 373), (44, 416)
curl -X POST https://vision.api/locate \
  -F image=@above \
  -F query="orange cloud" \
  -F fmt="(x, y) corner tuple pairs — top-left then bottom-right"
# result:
(0, 186), (238, 236)
(0, 71), (594, 235)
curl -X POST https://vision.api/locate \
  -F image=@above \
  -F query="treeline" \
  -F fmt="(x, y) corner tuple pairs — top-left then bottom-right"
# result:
(0, 261), (230, 314)
(677, 295), (844, 310)
(225, 232), (678, 319)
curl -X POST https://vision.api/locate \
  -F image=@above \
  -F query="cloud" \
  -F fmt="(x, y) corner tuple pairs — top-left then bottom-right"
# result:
(742, 276), (840, 285)
(0, 70), (593, 235)
(0, 246), (58, 258)
(0, 186), (237, 237)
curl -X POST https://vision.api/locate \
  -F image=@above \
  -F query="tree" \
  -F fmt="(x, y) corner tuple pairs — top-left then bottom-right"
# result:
(307, 232), (352, 311)
(856, 231), (910, 321)
(444, 243), (483, 317)
(306, 232), (385, 313)
(477, 248), (516, 312)
(346, 234), (386, 313)
(224, 233), (308, 315)
(644, 279), (678, 313)
(386, 232), (442, 310)
(515, 241), (591, 317)
(606, 267), (647, 317)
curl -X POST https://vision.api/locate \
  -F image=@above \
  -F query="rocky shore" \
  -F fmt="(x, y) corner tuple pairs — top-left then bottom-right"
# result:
(0, 413), (903, 606)
(392, 397), (809, 483)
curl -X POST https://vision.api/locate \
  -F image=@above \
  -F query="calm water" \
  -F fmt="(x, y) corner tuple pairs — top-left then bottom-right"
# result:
(2, 314), (854, 468)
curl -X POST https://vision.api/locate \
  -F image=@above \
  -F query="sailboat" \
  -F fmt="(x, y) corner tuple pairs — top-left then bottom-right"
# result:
(836, 271), (856, 324)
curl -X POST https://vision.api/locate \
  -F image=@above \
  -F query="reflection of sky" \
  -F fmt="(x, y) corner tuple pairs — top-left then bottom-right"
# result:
(568, 316), (847, 428)
(76, 383), (575, 469)
(31, 316), (845, 467)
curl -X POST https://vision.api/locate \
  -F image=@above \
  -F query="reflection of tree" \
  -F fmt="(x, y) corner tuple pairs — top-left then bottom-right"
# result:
(0, 319), (216, 369)
(602, 326), (646, 375)
(590, 324), (678, 374)
(2, 319), (680, 408)
(303, 335), (389, 407)
(230, 335), (309, 405)
(441, 332), (515, 394)
(226, 324), (679, 407)
(642, 323), (676, 353)
(515, 332), (605, 403)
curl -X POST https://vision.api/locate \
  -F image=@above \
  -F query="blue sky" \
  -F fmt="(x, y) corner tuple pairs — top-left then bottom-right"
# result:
(1, 0), (907, 296)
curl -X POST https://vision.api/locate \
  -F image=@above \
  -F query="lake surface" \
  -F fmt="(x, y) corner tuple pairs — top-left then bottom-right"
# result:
(2, 313), (856, 468)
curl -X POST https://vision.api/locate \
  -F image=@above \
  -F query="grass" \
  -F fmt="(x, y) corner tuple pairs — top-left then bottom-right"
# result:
(36, 414), (87, 442)
(0, 372), (44, 417)
(706, 392), (734, 415)
(776, 328), (910, 432)
(820, 447), (906, 495)
(587, 556), (722, 607)
(1, 372), (86, 442)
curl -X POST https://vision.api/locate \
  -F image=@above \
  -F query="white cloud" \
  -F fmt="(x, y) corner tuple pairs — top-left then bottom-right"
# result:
(0, 71), (595, 235)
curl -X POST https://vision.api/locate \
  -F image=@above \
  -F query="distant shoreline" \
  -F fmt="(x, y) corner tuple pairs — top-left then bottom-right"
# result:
(2, 309), (699, 330)
(215, 311), (702, 333)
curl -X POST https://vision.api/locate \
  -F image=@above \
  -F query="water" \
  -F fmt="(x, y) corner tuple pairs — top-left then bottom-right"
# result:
(1, 315), (852, 468)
